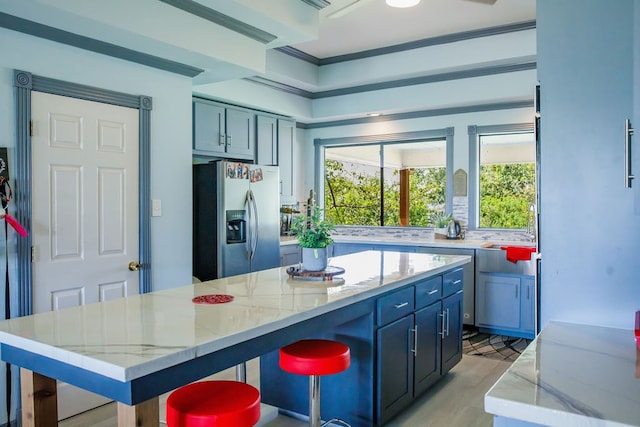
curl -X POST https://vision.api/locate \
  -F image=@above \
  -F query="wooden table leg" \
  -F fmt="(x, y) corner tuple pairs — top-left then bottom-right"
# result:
(117, 397), (159, 427)
(20, 368), (58, 427)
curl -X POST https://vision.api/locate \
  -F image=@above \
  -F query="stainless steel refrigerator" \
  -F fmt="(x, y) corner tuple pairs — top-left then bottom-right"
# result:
(193, 161), (281, 280)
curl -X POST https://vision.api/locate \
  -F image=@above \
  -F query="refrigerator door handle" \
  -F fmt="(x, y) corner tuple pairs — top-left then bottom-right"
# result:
(245, 190), (253, 260)
(249, 190), (259, 260)
(251, 191), (260, 259)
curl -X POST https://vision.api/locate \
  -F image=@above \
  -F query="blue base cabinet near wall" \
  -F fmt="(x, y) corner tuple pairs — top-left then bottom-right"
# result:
(476, 273), (534, 339)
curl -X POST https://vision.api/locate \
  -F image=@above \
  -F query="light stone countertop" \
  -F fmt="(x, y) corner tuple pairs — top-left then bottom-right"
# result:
(0, 251), (470, 384)
(485, 321), (640, 427)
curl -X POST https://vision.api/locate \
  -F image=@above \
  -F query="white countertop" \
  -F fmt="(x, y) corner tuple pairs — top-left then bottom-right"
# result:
(0, 251), (470, 383)
(485, 321), (640, 427)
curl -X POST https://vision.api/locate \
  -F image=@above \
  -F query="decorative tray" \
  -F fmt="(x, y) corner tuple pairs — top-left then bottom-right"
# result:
(286, 265), (345, 281)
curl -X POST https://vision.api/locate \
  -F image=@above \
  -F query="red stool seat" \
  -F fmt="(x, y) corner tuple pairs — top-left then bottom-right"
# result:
(166, 380), (260, 427)
(279, 339), (350, 376)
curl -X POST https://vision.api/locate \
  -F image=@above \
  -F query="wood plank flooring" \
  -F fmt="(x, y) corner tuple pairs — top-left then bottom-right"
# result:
(59, 355), (510, 427)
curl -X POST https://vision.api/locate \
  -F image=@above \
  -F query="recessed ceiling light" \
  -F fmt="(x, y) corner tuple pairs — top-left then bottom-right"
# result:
(367, 113), (382, 117)
(386, 0), (421, 8)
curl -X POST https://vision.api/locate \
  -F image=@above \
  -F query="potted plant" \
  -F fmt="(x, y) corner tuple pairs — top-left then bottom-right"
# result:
(431, 212), (452, 238)
(290, 205), (335, 271)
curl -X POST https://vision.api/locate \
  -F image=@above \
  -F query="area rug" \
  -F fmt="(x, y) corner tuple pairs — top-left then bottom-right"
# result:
(462, 329), (531, 362)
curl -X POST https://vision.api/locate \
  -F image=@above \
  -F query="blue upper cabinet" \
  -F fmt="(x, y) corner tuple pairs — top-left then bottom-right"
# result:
(537, 0), (640, 330)
(193, 98), (255, 161)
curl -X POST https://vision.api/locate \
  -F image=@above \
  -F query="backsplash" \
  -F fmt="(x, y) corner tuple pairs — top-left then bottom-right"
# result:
(332, 225), (534, 243)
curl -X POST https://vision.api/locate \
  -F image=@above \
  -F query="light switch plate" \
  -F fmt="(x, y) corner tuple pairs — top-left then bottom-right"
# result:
(152, 199), (162, 217)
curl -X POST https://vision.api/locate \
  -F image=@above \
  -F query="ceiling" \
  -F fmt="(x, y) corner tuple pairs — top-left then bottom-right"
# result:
(290, 0), (536, 59)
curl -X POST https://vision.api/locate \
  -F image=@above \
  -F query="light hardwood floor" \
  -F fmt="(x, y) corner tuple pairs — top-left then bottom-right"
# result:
(59, 355), (510, 427)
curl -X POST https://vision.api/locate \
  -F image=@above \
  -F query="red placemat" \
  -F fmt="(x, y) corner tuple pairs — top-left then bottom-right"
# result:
(192, 294), (234, 304)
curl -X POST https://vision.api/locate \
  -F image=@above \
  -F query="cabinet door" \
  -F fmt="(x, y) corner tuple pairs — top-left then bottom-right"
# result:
(278, 119), (295, 203)
(441, 290), (463, 374)
(476, 273), (521, 330)
(280, 245), (300, 267)
(414, 302), (442, 396)
(520, 276), (535, 336)
(193, 101), (225, 154)
(225, 107), (254, 159)
(332, 243), (372, 256)
(417, 246), (475, 326)
(377, 315), (414, 425)
(256, 115), (277, 165)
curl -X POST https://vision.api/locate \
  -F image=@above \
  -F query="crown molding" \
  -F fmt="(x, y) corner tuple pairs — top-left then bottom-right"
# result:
(0, 12), (203, 77)
(297, 99), (533, 129)
(300, 0), (331, 9)
(158, 0), (277, 44)
(244, 76), (315, 98)
(284, 20), (536, 65)
(246, 60), (536, 100)
(275, 46), (321, 66)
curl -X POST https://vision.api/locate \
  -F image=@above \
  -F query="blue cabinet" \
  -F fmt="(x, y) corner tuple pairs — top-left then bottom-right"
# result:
(256, 114), (277, 165)
(413, 302), (442, 395)
(441, 290), (463, 372)
(376, 270), (463, 424)
(520, 276), (535, 335)
(280, 244), (300, 267)
(260, 265), (464, 427)
(476, 272), (534, 339)
(277, 119), (296, 203)
(331, 242), (415, 257)
(377, 315), (414, 424)
(193, 98), (255, 160)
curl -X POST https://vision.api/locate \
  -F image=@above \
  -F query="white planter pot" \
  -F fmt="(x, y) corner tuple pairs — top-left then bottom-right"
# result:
(302, 247), (328, 271)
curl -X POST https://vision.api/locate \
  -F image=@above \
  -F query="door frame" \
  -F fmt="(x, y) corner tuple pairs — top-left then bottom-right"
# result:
(13, 69), (152, 316)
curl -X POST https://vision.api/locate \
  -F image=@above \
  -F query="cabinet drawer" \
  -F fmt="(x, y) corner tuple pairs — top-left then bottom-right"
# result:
(415, 276), (442, 309)
(377, 287), (414, 326)
(442, 268), (463, 297)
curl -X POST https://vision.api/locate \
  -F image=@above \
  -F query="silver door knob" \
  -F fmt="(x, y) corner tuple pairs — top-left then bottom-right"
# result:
(128, 261), (141, 271)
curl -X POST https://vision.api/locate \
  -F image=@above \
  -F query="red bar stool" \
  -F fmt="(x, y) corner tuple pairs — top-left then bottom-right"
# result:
(166, 380), (260, 427)
(279, 339), (351, 427)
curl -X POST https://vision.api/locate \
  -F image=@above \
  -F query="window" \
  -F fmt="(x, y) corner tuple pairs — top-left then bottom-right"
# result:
(321, 137), (449, 227)
(477, 131), (536, 229)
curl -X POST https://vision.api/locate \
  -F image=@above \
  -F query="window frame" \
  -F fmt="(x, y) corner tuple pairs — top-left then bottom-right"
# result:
(468, 122), (535, 230)
(314, 127), (454, 226)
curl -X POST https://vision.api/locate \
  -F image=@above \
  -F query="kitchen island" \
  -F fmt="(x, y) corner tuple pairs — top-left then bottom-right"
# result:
(485, 321), (640, 427)
(0, 250), (470, 427)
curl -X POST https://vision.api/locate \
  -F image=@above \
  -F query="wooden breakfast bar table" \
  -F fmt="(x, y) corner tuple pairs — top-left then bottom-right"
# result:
(0, 250), (470, 426)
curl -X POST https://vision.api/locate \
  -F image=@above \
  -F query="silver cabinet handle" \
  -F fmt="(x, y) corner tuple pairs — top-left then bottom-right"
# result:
(394, 302), (409, 309)
(439, 312), (446, 338)
(427, 289), (438, 295)
(410, 326), (418, 356)
(625, 119), (634, 188)
(218, 134), (225, 146)
(453, 280), (462, 285)
(226, 134), (232, 146)
(446, 308), (450, 337)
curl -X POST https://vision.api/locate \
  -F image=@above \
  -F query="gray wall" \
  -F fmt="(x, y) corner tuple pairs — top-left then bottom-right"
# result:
(537, 0), (640, 330)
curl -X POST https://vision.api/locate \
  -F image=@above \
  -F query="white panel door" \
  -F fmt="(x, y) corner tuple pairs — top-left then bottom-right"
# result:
(31, 91), (140, 419)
